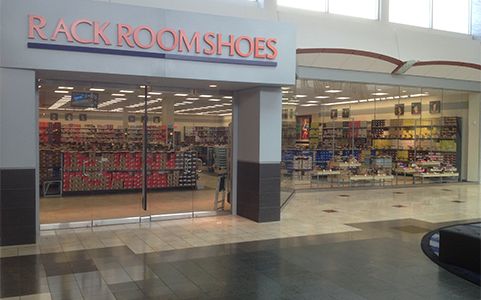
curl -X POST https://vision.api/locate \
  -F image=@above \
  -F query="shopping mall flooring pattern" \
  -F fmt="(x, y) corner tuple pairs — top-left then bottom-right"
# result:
(1, 184), (481, 299)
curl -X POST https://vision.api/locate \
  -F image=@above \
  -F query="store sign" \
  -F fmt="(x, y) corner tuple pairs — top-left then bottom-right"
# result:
(27, 15), (278, 67)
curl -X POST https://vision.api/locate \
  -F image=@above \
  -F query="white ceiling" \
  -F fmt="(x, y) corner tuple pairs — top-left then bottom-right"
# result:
(297, 51), (481, 83)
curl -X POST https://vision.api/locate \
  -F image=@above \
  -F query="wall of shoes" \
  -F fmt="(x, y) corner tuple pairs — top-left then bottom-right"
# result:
(40, 121), (198, 195)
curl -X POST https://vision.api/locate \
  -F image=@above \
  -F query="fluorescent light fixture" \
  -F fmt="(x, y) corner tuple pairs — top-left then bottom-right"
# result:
(148, 92), (162, 95)
(54, 90), (69, 94)
(322, 100), (359, 106)
(186, 97), (199, 101)
(281, 87), (291, 90)
(359, 100), (368, 103)
(223, 96), (233, 99)
(112, 93), (125, 97)
(174, 93), (188, 97)
(113, 98), (127, 101)
(325, 89), (342, 93)
(120, 90), (134, 93)
(372, 92), (389, 96)
(295, 95), (307, 98)
(140, 85), (146, 88)
(300, 104), (318, 107)
(281, 91), (289, 94)
(209, 84), (218, 88)
(209, 98), (221, 102)
(223, 103), (232, 106)
(137, 95), (151, 98)
(336, 97), (351, 100)
(199, 94), (213, 98)
(307, 101), (319, 103)
(315, 96), (329, 99)
(410, 93), (430, 98)
(58, 86), (74, 90)
(38, 85), (42, 89)
(89, 88), (105, 92)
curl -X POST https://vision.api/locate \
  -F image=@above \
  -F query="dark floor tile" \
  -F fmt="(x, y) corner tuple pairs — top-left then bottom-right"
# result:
(70, 259), (98, 273)
(44, 261), (73, 276)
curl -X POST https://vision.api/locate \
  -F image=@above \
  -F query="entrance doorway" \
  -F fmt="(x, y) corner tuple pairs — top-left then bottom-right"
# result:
(38, 79), (232, 227)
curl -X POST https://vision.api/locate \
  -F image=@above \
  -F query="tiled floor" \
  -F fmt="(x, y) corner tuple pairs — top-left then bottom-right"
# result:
(40, 173), (231, 224)
(1, 183), (480, 299)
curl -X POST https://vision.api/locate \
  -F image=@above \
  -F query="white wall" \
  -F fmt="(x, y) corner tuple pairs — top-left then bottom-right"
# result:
(0, 68), (37, 168)
(91, 0), (481, 65)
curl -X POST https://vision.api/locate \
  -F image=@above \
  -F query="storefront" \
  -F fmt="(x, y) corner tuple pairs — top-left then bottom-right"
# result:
(280, 80), (477, 191)
(0, 0), (296, 245)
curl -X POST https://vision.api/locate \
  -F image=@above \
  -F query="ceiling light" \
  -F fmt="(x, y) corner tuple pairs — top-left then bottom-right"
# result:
(120, 90), (134, 93)
(209, 98), (221, 102)
(325, 90), (342, 93)
(58, 86), (74, 90)
(186, 97), (199, 101)
(295, 95), (307, 98)
(282, 91), (289, 94)
(183, 101), (194, 104)
(138, 95), (151, 98)
(223, 96), (233, 99)
(300, 104), (318, 107)
(322, 100), (359, 106)
(38, 85), (42, 89)
(359, 100), (368, 103)
(200, 94), (213, 98)
(89, 88), (105, 92)
(148, 92), (162, 95)
(325, 85), (330, 89)
(54, 90), (69, 94)
(140, 85), (146, 88)
(315, 96), (329, 99)
(112, 93), (125, 97)
(336, 97), (351, 100)
(209, 84), (218, 88)
(402, 90), (407, 93)
(281, 87), (291, 90)
(307, 101), (319, 103)
(174, 93), (188, 97)
(113, 98), (127, 101)
(372, 92), (389, 96)
(376, 88), (382, 91)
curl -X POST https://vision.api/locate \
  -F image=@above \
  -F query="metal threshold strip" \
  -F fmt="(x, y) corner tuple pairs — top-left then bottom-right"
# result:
(40, 210), (229, 230)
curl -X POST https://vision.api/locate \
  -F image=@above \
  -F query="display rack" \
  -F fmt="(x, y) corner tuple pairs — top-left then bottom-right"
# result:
(62, 151), (196, 193)
(281, 117), (461, 187)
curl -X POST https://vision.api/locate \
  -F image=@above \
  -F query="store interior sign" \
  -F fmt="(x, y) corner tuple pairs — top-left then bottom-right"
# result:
(27, 15), (279, 67)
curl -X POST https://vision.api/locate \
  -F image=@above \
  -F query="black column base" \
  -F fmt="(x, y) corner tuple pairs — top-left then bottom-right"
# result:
(237, 161), (280, 223)
(0, 169), (36, 246)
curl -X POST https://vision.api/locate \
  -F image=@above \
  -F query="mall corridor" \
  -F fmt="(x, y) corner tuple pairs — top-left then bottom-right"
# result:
(1, 184), (480, 299)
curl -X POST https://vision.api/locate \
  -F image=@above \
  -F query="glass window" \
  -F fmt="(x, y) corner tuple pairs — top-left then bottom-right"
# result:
(328, 0), (379, 20)
(277, 0), (327, 12)
(433, 0), (470, 34)
(389, 0), (431, 28)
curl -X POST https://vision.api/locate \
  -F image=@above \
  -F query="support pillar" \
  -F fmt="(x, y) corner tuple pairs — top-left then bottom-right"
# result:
(467, 93), (481, 183)
(0, 68), (37, 245)
(234, 87), (282, 222)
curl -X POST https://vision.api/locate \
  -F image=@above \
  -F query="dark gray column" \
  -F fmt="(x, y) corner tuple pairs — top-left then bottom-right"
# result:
(234, 87), (282, 223)
(0, 68), (37, 246)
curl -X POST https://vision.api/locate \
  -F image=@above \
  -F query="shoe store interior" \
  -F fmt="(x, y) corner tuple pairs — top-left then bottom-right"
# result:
(39, 80), (233, 225)
(281, 79), (471, 191)
(38, 78), (474, 225)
